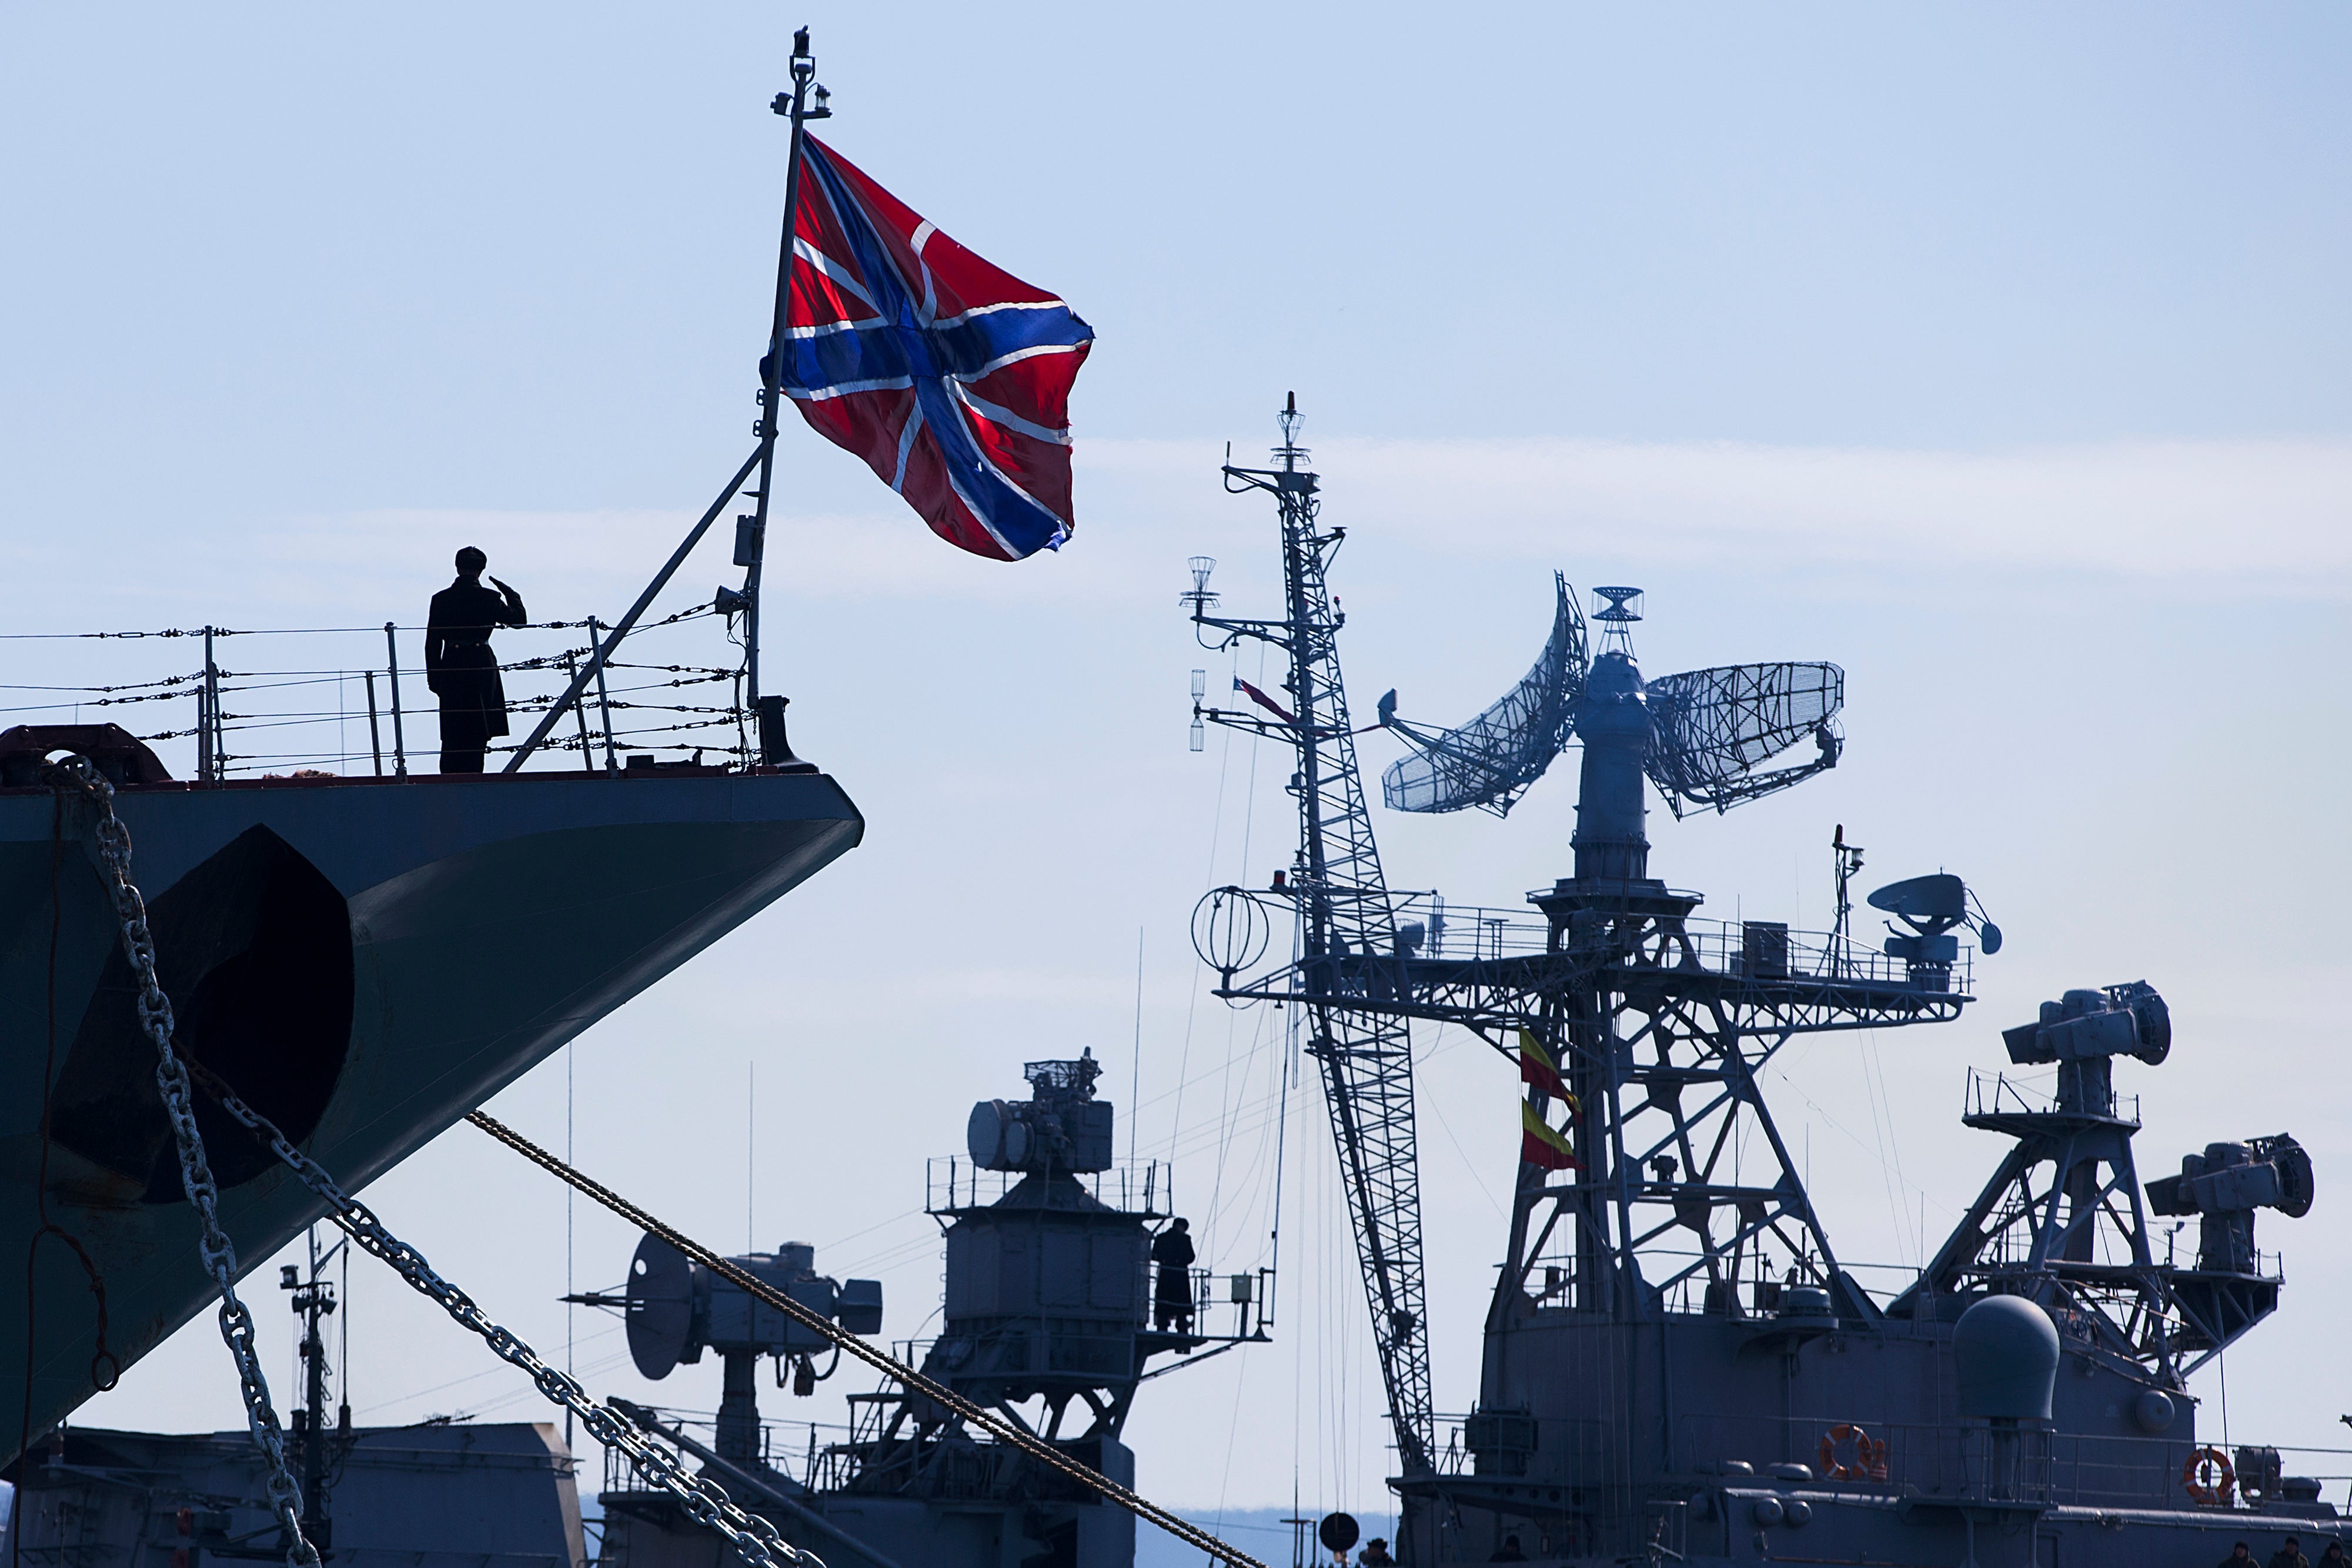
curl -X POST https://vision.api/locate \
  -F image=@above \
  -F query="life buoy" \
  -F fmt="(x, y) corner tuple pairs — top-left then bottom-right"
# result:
(1820, 1423), (1882, 1482)
(2183, 1446), (2236, 1506)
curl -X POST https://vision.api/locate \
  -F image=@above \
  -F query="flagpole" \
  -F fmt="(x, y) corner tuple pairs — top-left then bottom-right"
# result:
(741, 27), (830, 752)
(502, 449), (763, 773)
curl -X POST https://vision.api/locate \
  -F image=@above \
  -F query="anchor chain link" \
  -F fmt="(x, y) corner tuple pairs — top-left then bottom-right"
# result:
(52, 758), (319, 1567)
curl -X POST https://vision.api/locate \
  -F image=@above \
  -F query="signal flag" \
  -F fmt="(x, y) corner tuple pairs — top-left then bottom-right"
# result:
(1521, 1099), (1581, 1172)
(1518, 1028), (1570, 1102)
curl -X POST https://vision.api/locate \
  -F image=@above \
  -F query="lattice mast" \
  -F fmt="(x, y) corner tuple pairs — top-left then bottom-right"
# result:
(1184, 396), (1436, 1476)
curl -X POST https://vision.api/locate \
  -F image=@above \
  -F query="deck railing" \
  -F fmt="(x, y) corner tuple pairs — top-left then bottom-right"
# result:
(924, 1156), (1171, 1217)
(1, 605), (749, 779)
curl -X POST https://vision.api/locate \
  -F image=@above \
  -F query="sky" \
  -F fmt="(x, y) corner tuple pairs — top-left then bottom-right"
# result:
(4, 0), (2351, 1543)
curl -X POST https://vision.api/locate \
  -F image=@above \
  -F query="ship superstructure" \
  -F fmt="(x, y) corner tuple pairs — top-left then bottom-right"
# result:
(589, 1053), (1269, 1568)
(1184, 402), (2331, 1566)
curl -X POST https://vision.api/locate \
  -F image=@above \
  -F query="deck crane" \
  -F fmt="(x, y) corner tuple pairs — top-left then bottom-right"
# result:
(1182, 396), (1438, 1482)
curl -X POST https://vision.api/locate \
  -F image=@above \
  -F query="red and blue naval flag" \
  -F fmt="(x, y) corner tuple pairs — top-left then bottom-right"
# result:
(772, 135), (1094, 562)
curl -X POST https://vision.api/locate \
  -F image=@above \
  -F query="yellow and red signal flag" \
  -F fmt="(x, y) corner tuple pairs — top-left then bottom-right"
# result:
(1518, 1028), (1571, 1102)
(1521, 1099), (1581, 1172)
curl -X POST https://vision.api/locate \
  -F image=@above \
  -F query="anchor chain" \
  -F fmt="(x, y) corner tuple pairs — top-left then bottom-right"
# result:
(56, 753), (1255, 1568)
(51, 758), (319, 1567)
(55, 757), (813, 1568)
(186, 1065), (818, 1568)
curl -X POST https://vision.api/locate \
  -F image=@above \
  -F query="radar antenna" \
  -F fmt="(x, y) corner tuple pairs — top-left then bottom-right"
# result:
(1643, 660), (1843, 818)
(1379, 584), (1846, 842)
(1377, 574), (1583, 816)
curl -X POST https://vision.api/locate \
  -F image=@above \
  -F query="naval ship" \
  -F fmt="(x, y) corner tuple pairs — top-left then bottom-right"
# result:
(1181, 402), (2338, 1566)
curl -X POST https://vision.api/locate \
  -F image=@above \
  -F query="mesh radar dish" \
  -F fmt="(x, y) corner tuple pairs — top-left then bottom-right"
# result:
(624, 1232), (694, 1380)
(1378, 573), (1585, 817)
(1642, 661), (1844, 818)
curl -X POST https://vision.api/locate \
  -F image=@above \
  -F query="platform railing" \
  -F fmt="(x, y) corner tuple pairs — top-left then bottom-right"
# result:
(1354, 889), (1974, 993)
(1674, 1413), (2352, 1513)
(924, 1156), (1171, 1217)
(599, 1406), (858, 1497)
(1, 604), (748, 780)
(1966, 1067), (2142, 1124)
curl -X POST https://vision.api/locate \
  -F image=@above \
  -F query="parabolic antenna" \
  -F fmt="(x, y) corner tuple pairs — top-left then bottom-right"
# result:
(966, 1100), (1033, 1171)
(1867, 873), (1967, 932)
(1643, 661), (1843, 818)
(2270, 1136), (2316, 1219)
(1379, 573), (1584, 817)
(624, 1232), (694, 1380)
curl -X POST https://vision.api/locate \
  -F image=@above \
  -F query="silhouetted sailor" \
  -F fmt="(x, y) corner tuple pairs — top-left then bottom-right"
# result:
(1151, 1218), (1195, 1332)
(425, 547), (527, 774)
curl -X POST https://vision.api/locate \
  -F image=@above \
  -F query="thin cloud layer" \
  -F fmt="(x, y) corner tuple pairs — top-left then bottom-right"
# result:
(46, 434), (2335, 633)
(1108, 434), (2352, 593)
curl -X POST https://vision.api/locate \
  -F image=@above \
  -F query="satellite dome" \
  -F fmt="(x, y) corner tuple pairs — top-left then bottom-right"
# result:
(1952, 1295), (2060, 1420)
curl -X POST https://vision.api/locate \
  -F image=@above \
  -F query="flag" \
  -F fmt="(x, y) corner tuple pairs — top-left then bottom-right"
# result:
(1518, 1028), (1570, 1101)
(1234, 677), (1298, 726)
(1521, 1099), (1581, 1172)
(771, 135), (1094, 561)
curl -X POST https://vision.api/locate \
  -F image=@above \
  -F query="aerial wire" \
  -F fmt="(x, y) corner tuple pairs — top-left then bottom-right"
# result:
(1171, 664), (1238, 1156)
(1131, 925), (1145, 1169)
(747, 1061), (756, 1252)
(566, 1042), (575, 1453)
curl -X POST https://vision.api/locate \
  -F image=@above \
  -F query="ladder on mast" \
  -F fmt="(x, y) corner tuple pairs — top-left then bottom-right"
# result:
(1187, 397), (1436, 1477)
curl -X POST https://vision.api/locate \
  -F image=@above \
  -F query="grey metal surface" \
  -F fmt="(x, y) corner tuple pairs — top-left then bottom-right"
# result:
(0, 1421), (586, 1568)
(0, 767), (863, 1454)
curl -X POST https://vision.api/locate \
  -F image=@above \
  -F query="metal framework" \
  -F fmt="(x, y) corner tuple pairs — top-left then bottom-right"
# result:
(1893, 1058), (2287, 1385)
(1218, 890), (1970, 1322)
(1184, 399), (1436, 1476)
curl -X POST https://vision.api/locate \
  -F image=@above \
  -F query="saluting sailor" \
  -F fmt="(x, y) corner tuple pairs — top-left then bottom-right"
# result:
(425, 546), (528, 774)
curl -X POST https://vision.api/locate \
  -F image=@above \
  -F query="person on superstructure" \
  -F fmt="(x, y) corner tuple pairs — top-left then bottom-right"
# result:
(425, 546), (527, 773)
(1150, 1218), (1194, 1332)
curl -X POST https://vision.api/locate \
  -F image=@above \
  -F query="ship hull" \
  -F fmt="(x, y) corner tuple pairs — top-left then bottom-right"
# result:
(0, 770), (861, 1453)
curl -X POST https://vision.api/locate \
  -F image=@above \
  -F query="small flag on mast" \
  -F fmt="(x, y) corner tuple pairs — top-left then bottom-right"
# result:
(1518, 1028), (1569, 1102)
(770, 136), (1094, 562)
(1521, 1099), (1581, 1172)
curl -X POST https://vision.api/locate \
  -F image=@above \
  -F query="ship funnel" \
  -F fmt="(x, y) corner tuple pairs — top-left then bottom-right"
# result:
(1952, 1295), (2060, 1420)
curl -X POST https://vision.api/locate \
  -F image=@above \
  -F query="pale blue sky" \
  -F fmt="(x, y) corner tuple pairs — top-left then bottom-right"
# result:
(6, 1), (2350, 1530)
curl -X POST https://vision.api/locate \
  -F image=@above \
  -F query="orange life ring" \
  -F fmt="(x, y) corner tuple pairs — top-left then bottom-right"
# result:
(2183, 1446), (2236, 1507)
(1820, 1423), (1879, 1482)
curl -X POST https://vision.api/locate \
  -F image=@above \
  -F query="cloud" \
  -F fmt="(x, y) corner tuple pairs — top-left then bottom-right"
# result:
(109, 433), (2345, 630)
(1090, 434), (2352, 596)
